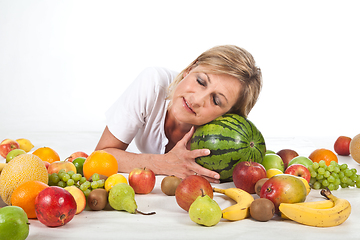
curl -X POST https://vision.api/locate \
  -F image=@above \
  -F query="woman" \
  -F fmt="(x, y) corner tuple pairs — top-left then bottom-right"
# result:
(95, 45), (262, 183)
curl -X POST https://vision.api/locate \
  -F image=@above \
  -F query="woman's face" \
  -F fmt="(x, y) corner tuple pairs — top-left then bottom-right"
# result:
(170, 65), (242, 126)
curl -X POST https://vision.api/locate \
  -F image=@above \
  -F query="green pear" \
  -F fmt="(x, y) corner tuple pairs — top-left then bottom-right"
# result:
(189, 189), (222, 227)
(108, 183), (137, 213)
(0, 206), (29, 240)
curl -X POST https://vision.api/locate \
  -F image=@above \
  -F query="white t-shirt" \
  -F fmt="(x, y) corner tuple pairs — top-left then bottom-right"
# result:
(106, 67), (179, 154)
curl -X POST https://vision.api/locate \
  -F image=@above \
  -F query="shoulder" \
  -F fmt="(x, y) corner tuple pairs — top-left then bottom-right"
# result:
(137, 67), (178, 86)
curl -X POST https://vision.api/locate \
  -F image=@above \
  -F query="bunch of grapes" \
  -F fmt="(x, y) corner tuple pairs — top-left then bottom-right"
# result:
(308, 160), (360, 191)
(48, 170), (105, 196)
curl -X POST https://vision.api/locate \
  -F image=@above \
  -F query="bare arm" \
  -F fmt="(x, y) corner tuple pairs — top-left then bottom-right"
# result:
(95, 126), (220, 183)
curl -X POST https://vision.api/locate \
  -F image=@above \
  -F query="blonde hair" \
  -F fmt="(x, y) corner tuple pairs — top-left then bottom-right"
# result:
(167, 45), (262, 118)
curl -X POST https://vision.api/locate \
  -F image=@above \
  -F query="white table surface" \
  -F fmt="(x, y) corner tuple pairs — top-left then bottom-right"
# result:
(1, 131), (359, 240)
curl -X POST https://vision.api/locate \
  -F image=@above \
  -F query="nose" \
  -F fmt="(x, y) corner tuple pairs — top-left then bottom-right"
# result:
(191, 90), (208, 108)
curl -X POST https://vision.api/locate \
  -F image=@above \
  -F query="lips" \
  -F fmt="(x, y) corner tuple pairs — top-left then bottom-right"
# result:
(183, 98), (196, 115)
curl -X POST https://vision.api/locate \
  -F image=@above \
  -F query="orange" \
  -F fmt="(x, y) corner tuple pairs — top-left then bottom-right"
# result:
(32, 147), (60, 163)
(83, 150), (118, 180)
(350, 133), (360, 163)
(0, 154), (48, 205)
(11, 180), (49, 218)
(308, 148), (338, 166)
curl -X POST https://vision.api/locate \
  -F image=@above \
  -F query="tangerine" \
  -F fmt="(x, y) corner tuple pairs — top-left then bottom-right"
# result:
(83, 150), (118, 180)
(308, 148), (338, 166)
(11, 180), (49, 218)
(32, 147), (60, 164)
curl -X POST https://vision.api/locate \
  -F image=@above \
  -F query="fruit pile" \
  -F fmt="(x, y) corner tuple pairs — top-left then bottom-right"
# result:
(0, 131), (360, 238)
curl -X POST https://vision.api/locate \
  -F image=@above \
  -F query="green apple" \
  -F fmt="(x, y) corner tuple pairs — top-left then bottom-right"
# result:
(6, 149), (26, 163)
(261, 154), (284, 172)
(0, 206), (29, 240)
(265, 150), (276, 154)
(288, 156), (313, 168)
(72, 157), (86, 176)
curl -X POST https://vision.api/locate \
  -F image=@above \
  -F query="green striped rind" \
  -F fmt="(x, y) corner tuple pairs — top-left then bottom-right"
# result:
(190, 114), (266, 182)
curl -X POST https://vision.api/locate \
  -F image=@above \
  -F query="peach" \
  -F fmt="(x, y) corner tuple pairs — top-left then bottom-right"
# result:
(64, 186), (86, 214)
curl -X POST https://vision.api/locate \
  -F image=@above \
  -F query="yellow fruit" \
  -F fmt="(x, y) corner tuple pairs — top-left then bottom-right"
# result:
(16, 139), (34, 153)
(350, 134), (360, 163)
(0, 154), (48, 205)
(105, 173), (128, 192)
(266, 168), (283, 178)
(297, 176), (311, 195)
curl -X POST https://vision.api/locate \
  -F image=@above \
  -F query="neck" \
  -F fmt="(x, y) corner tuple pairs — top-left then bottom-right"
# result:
(164, 108), (193, 143)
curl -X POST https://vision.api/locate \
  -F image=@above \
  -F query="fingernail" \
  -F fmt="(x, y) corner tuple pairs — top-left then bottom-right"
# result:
(204, 149), (210, 155)
(214, 174), (220, 179)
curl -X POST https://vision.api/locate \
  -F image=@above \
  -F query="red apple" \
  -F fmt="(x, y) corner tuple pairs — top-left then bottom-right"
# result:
(232, 161), (266, 194)
(175, 175), (213, 212)
(48, 161), (77, 174)
(128, 167), (156, 194)
(260, 174), (307, 213)
(277, 149), (299, 170)
(35, 186), (77, 227)
(334, 136), (351, 156)
(64, 186), (86, 214)
(0, 139), (20, 158)
(284, 164), (311, 183)
(66, 151), (88, 162)
(43, 161), (50, 170)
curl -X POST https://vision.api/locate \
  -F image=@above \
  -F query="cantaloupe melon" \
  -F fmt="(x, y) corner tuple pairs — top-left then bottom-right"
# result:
(0, 154), (48, 205)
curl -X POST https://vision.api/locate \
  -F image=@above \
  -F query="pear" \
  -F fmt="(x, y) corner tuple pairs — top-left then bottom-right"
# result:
(108, 183), (155, 215)
(189, 189), (222, 227)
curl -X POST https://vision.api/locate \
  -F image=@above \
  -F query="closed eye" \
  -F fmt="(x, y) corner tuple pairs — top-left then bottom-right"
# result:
(196, 77), (206, 86)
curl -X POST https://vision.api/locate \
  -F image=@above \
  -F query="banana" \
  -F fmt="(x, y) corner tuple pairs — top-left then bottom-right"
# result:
(280, 199), (334, 219)
(213, 187), (254, 221)
(279, 188), (351, 227)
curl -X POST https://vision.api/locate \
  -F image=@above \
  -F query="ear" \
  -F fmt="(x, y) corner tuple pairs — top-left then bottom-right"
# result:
(183, 61), (198, 78)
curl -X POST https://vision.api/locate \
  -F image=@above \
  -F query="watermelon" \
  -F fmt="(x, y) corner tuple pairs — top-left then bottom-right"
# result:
(190, 113), (266, 182)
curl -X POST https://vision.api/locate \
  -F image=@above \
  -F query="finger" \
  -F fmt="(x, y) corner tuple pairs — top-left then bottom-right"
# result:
(191, 165), (220, 182)
(179, 126), (195, 144)
(188, 148), (210, 159)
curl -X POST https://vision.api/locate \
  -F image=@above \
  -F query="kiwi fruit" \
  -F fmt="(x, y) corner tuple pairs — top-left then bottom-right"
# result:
(254, 178), (269, 196)
(89, 174), (108, 182)
(161, 175), (182, 196)
(87, 188), (108, 210)
(250, 198), (275, 221)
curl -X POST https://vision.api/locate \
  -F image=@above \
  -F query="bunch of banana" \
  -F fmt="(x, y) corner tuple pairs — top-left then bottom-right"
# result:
(213, 187), (254, 221)
(279, 188), (351, 227)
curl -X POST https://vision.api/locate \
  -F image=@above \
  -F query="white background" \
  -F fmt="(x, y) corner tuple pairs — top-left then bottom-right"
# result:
(1, 0), (359, 142)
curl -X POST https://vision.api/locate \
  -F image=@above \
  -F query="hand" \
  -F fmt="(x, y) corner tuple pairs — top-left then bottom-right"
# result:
(163, 127), (221, 183)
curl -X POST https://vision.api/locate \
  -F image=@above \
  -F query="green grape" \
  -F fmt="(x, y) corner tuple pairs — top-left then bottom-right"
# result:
(50, 173), (60, 184)
(340, 183), (349, 188)
(345, 169), (353, 177)
(339, 171), (345, 178)
(83, 189), (91, 197)
(340, 164), (348, 171)
(328, 183), (336, 191)
(310, 171), (317, 178)
(97, 179), (105, 188)
(331, 172), (339, 179)
(357, 175), (360, 182)
(313, 181), (322, 190)
(58, 169), (66, 175)
(324, 171), (330, 178)
(91, 181), (99, 189)
(330, 161), (338, 166)
(308, 165), (314, 172)
(91, 173), (100, 181)
(67, 179), (75, 186)
(58, 180), (66, 188)
(352, 168), (357, 174)
(316, 174), (324, 180)
(312, 162), (320, 169)
(67, 170), (75, 177)
(72, 173), (82, 182)
(327, 175), (335, 183)
(350, 174), (358, 182)
(327, 165), (335, 172)
(333, 166), (340, 173)
(318, 167), (325, 175)
(310, 177), (317, 184)
(62, 174), (70, 182)
(80, 177), (87, 184)
(80, 183), (88, 191)
(334, 178), (341, 186)
(58, 171), (66, 180)
(83, 181), (91, 189)
(341, 176), (348, 184)
(318, 160), (326, 168)
(322, 179), (329, 187)
(356, 181), (360, 188)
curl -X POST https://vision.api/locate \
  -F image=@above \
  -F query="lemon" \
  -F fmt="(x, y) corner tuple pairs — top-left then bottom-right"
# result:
(16, 139), (34, 153)
(105, 173), (128, 192)
(266, 168), (283, 178)
(297, 176), (311, 195)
